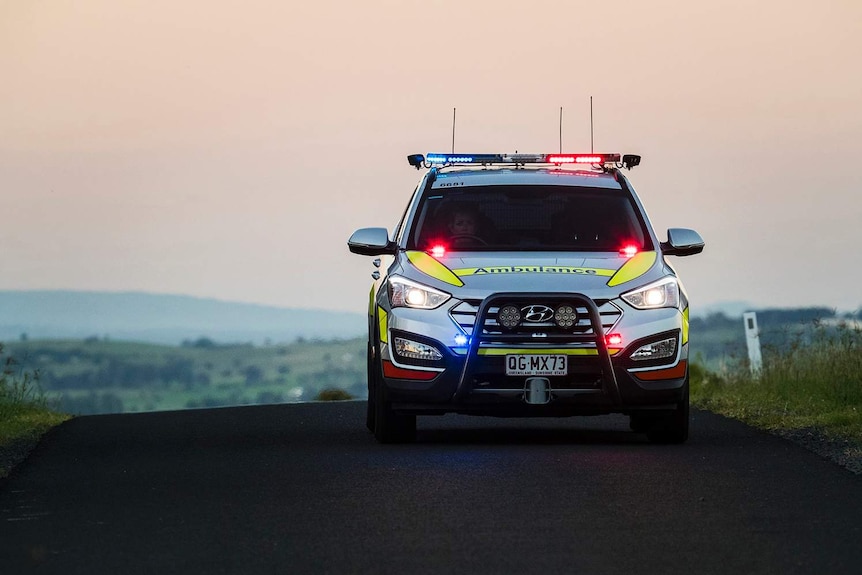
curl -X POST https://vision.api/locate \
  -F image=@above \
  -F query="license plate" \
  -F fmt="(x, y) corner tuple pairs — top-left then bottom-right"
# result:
(505, 354), (567, 376)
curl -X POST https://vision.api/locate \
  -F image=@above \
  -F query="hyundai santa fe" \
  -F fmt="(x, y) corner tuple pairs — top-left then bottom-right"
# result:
(348, 152), (704, 443)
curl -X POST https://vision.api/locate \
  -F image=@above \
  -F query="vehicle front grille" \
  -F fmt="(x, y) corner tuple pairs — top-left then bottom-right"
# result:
(450, 298), (622, 338)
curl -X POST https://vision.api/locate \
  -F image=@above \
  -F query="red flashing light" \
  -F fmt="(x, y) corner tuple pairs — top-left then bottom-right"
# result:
(620, 244), (639, 258)
(606, 334), (623, 347)
(575, 155), (604, 164)
(547, 154), (605, 165)
(430, 244), (447, 258)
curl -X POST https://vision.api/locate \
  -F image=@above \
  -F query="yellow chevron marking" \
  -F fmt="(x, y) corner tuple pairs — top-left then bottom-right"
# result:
(607, 251), (657, 287)
(406, 251), (464, 287)
(377, 307), (388, 344)
(682, 307), (689, 346)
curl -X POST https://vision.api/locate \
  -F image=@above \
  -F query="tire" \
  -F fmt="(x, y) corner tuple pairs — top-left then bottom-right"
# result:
(629, 414), (651, 433)
(370, 340), (416, 444)
(646, 378), (690, 444)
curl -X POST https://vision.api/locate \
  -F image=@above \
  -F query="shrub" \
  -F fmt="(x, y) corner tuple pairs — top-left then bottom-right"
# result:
(0, 343), (43, 408)
(315, 388), (353, 401)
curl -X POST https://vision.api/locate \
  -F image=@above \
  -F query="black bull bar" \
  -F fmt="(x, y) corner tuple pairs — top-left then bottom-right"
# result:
(452, 292), (621, 403)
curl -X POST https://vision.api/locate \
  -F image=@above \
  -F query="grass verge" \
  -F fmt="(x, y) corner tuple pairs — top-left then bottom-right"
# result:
(1, 344), (71, 478)
(315, 389), (354, 401)
(690, 321), (862, 446)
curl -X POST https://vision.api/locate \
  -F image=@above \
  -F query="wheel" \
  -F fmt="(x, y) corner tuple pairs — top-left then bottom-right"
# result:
(371, 342), (416, 444)
(629, 414), (651, 433)
(646, 378), (690, 444)
(373, 369), (417, 443)
(365, 342), (376, 432)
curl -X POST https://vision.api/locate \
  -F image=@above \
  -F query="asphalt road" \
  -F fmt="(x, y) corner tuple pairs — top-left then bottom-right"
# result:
(1, 402), (860, 574)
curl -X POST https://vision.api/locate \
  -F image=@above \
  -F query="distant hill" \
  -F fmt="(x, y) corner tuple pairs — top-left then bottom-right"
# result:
(0, 291), (366, 345)
(691, 300), (755, 319)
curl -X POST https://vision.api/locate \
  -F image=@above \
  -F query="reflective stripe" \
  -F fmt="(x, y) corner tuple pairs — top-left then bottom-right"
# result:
(406, 251), (464, 287)
(453, 266), (615, 277)
(631, 360), (687, 381)
(377, 307), (388, 344)
(682, 307), (689, 345)
(477, 348), (621, 356)
(607, 251), (657, 287)
(368, 285), (375, 316)
(382, 361), (440, 380)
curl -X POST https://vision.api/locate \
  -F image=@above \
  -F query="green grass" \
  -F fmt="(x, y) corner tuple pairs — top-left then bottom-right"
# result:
(0, 344), (71, 478)
(315, 388), (355, 401)
(691, 321), (862, 443)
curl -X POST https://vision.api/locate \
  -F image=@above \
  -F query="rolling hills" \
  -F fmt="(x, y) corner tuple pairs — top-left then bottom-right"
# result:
(0, 290), (366, 345)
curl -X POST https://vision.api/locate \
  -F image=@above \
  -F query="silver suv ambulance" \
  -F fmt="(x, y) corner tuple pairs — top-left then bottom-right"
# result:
(348, 153), (704, 443)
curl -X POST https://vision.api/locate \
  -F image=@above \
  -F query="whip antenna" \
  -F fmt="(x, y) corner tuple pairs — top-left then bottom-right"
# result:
(452, 107), (456, 153)
(559, 106), (563, 153)
(590, 96), (594, 153)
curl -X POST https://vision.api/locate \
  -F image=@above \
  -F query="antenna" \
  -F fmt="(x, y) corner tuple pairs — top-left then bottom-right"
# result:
(559, 107), (563, 153)
(590, 96), (594, 153)
(451, 107), (456, 153)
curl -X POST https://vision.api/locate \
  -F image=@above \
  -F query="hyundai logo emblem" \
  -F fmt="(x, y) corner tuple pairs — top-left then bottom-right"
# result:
(521, 305), (554, 323)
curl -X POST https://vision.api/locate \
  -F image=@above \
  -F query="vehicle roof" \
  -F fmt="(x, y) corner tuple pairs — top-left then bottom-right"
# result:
(430, 167), (622, 189)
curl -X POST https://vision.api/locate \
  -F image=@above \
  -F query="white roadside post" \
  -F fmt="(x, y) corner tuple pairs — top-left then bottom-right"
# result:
(743, 312), (763, 377)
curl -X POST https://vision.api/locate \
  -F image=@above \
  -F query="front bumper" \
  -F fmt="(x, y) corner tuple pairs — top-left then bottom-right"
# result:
(381, 292), (687, 416)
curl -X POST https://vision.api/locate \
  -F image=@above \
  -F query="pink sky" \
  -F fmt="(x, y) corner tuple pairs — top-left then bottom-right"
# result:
(2, 0), (861, 313)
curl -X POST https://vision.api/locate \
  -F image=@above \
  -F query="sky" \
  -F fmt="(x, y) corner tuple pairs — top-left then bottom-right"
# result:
(2, 0), (861, 315)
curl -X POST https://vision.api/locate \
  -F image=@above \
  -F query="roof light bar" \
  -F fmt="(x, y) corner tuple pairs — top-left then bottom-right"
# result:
(546, 154), (621, 165)
(410, 153), (635, 168)
(424, 153), (503, 165)
(501, 153), (546, 163)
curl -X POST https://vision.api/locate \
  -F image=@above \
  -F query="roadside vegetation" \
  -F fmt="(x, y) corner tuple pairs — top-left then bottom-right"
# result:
(0, 344), (70, 478)
(315, 388), (355, 401)
(4, 337), (366, 415)
(690, 319), (862, 444)
(3, 307), (859, 451)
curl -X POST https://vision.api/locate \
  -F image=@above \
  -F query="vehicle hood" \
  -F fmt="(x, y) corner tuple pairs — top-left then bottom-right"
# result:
(399, 250), (663, 298)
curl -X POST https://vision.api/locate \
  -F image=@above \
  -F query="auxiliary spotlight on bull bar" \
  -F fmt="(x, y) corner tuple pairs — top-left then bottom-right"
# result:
(407, 153), (642, 171)
(452, 293), (622, 404)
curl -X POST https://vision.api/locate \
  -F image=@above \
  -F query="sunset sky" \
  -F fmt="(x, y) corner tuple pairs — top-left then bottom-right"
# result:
(2, 0), (861, 314)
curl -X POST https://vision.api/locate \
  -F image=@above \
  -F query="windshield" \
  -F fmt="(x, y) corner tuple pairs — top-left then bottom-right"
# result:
(407, 185), (651, 252)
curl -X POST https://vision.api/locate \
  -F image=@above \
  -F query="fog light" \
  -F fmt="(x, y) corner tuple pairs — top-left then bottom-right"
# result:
(630, 337), (677, 361)
(498, 305), (521, 330)
(394, 337), (443, 361)
(554, 305), (577, 329)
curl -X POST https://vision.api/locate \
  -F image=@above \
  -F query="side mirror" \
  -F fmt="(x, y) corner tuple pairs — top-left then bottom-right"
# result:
(347, 227), (397, 256)
(662, 228), (704, 257)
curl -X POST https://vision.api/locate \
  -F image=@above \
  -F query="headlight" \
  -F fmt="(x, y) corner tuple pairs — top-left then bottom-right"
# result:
(621, 277), (679, 310)
(388, 276), (451, 309)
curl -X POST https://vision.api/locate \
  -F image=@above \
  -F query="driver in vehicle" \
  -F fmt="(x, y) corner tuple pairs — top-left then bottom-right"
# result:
(442, 204), (489, 247)
(448, 208), (479, 237)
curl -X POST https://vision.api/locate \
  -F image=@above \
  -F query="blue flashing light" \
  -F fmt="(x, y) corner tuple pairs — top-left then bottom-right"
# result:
(454, 334), (470, 347)
(425, 153), (503, 165)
